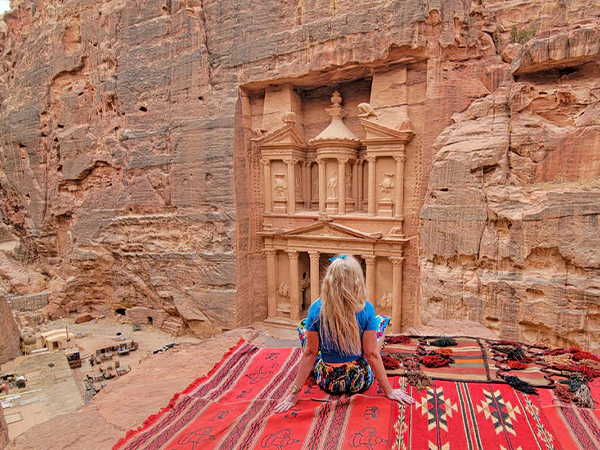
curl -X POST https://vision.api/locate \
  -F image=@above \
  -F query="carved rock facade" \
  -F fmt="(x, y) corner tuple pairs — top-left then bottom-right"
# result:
(0, 1), (598, 348)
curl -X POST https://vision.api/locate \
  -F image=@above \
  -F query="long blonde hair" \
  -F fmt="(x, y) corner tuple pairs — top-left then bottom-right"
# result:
(320, 254), (366, 356)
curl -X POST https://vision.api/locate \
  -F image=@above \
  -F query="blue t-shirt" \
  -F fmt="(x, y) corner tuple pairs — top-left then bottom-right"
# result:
(305, 299), (378, 363)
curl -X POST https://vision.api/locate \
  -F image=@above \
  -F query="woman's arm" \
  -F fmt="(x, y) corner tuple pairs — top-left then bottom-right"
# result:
(363, 330), (415, 405)
(274, 330), (320, 413)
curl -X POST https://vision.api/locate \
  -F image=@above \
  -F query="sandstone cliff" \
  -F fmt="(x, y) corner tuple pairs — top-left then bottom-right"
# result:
(0, 0), (598, 348)
(0, 296), (20, 364)
(421, 18), (600, 352)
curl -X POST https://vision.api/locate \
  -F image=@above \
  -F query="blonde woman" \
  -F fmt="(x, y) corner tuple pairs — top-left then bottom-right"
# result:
(275, 254), (415, 413)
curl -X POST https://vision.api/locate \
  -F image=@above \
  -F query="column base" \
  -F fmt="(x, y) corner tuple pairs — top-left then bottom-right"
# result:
(378, 199), (393, 216)
(326, 200), (338, 215)
(273, 200), (287, 213)
(264, 317), (301, 329)
(345, 199), (355, 213)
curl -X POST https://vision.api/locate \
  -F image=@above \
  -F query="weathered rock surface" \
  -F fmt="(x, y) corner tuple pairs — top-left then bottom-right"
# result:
(0, 408), (8, 450)
(0, 296), (20, 364)
(0, 0), (598, 351)
(421, 19), (600, 352)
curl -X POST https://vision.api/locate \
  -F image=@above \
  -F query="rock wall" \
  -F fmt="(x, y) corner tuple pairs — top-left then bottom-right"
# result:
(0, 296), (20, 364)
(0, 406), (8, 450)
(421, 16), (600, 352)
(0, 0), (599, 347)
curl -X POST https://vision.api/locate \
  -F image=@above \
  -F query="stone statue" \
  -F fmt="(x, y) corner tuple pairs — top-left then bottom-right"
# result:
(379, 172), (394, 199)
(327, 175), (338, 199)
(357, 102), (378, 118)
(380, 292), (393, 310)
(282, 111), (297, 124)
(274, 174), (287, 197)
(277, 282), (289, 299)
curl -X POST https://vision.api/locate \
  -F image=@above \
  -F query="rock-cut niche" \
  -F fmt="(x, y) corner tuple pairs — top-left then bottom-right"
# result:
(240, 65), (418, 334)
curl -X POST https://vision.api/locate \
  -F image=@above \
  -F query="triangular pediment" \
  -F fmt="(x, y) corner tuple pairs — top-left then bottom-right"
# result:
(360, 118), (414, 143)
(258, 123), (307, 148)
(281, 221), (379, 242)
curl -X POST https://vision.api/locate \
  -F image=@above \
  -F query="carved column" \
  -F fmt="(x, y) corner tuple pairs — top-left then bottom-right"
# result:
(318, 159), (326, 214)
(337, 158), (347, 214)
(352, 159), (359, 211)
(357, 160), (364, 212)
(308, 251), (320, 303)
(362, 255), (376, 305)
(303, 161), (311, 209)
(262, 159), (272, 213)
(287, 250), (300, 322)
(286, 159), (296, 214)
(389, 256), (404, 333)
(394, 153), (405, 218)
(265, 249), (277, 318)
(367, 156), (376, 216)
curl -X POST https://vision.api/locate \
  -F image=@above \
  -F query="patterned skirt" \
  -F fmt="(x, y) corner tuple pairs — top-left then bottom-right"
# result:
(314, 356), (374, 395)
(297, 315), (390, 395)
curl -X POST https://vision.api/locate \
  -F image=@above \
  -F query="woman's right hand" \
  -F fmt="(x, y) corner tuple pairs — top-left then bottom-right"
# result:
(386, 388), (416, 405)
(274, 393), (300, 413)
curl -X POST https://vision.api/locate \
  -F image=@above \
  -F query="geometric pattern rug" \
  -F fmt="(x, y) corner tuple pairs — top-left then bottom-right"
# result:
(113, 339), (600, 450)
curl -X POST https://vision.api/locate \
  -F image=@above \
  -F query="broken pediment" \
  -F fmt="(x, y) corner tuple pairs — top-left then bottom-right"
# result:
(256, 122), (307, 150)
(360, 118), (414, 145)
(281, 221), (379, 242)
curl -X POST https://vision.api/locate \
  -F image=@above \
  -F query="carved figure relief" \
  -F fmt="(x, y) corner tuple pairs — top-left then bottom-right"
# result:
(380, 292), (392, 310)
(277, 282), (289, 299)
(274, 173), (287, 198)
(379, 173), (394, 199)
(327, 175), (338, 199)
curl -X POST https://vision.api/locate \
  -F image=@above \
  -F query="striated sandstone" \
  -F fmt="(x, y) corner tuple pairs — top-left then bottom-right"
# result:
(421, 20), (600, 351)
(0, 296), (20, 364)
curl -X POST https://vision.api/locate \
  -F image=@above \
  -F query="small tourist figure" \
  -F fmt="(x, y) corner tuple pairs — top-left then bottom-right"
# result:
(275, 255), (415, 413)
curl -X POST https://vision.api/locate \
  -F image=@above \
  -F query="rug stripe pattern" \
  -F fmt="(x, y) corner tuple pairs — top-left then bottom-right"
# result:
(114, 339), (600, 450)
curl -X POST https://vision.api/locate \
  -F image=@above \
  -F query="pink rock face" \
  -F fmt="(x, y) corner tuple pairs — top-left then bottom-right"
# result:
(0, 297), (20, 364)
(421, 20), (600, 352)
(0, 0), (598, 352)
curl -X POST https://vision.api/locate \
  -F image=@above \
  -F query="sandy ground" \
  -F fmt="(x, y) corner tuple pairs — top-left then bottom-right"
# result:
(2, 317), (496, 449)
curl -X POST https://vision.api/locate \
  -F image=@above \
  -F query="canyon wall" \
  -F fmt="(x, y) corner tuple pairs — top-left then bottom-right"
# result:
(0, 296), (20, 364)
(0, 0), (599, 347)
(421, 20), (600, 352)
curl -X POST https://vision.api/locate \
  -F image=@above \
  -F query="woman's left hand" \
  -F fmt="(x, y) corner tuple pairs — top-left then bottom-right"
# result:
(274, 393), (300, 413)
(386, 388), (416, 405)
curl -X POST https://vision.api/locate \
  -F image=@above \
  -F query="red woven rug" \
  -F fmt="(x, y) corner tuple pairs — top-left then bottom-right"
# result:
(113, 339), (400, 450)
(396, 380), (561, 449)
(114, 339), (600, 450)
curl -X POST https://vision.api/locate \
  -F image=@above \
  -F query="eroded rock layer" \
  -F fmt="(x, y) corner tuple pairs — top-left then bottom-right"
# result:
(0, 296), (20, 364)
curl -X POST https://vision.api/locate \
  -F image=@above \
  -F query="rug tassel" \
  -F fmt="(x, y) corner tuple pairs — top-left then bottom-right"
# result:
(406, 370), (432, 390)
(554, 382), (575, 403)
(574, 383), (595, 409)
(503, 375), (538, 395)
